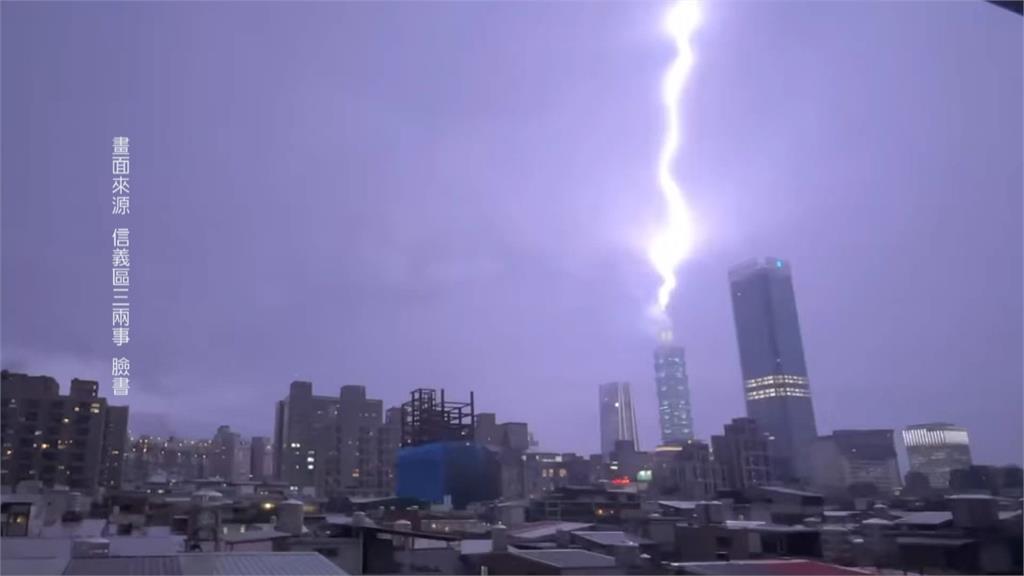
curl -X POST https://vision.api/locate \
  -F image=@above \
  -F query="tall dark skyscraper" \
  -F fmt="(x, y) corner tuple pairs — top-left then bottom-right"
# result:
(599, 382), (638, 458)
(728, 257), (818, 483)
(655, 335), (694, 444)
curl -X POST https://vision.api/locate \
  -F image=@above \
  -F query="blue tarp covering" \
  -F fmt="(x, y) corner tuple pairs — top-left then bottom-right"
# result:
(396, 441), (500, 508)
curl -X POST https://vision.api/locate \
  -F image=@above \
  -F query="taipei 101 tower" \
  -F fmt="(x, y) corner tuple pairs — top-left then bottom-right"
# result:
(655, 328), (695, 445)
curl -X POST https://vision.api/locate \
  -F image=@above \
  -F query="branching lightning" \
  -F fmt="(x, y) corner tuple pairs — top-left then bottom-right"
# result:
(649, 0), (702, 320)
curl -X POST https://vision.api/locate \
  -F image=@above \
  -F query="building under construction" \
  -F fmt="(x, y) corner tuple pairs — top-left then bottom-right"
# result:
(400, 388), (475, 447)
(396, 388), (499, 508)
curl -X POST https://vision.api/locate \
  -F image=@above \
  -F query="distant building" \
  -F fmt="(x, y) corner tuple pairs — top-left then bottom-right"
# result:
(950, 465), (1002, 494)
(125, 434), (157, 482)
(235, 438), (252, 481)
(154, 436), (209, 481)
(524, 452), (595, 495)
(654, 338), (694, 444)
(210, 425), (250, 483)
(250, 436), (273, 481)
(336, 385), (384, 494)
(273, 381), (340, 491)
(501, 422), (530, 453)
(475, 413), (501, 448)
(809, 430), (901, 495)
(273, 380), (393, 497)
(949, 464), (1023, 497)
(474, 415), (532, 499)
(607, 440), (653, 487)
(711, 417), (773, 491)
(1, 371), (128, 494)
(902, 423), (972, 489)
(599, 382), (638, 458)
(124, 435), (214, 482)
(378, 407), (402, 494)
(528, 485), (642, 523)
(651, 440), (719, 500)
(101, 405), (129, 489)
(728, 258), (818, 482)
(209, 426), (236, 480)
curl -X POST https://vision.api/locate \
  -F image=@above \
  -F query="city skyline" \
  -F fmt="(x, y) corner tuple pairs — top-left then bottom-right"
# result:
(2, 1), (1021, 465)
(2, 2), (1022, 575)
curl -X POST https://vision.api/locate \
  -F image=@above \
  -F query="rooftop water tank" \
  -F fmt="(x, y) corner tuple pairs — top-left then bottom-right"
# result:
(275, 499), (304, 535)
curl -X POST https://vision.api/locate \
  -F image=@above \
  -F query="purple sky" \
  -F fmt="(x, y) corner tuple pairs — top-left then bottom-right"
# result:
(2, 1), (1021, 465)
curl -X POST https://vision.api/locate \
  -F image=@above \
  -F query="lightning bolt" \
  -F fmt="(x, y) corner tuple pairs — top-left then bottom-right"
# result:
(649, 0), (702, 320)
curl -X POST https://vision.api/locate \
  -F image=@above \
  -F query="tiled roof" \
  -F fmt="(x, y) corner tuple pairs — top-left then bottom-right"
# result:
(511, 548), (616, 569)
(892, 511), (953, 526)
(63, 556), (183, 576)
(507, 521), (593, 541)
(674, 559), (872, 575)
(509, 518), (598, 541)
(61, 553), (346, 576)
(221, 529), (292, 544)
(573, 530), (654, 546)
(2, 558), (72, 575)
(177, 552), (345, 575)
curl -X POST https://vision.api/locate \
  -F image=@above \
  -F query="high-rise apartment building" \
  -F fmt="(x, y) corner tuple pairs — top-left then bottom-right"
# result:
(209, 425), (250, 483)
(654, 338), (694, 444)
(711, 417), (773, 491)
(729, 258), (818, 482)
(809, 430), (902, 495)
(651, 440), (720, 500)
(273, 380), (394, 496)
(599, 382), (638, 458)
(273, 381), (340, 491)
(1, 371), (128, 493)
(903, 423), (972, 489)
(335, 385), (384, 495)
(101, 405), (129, 489)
